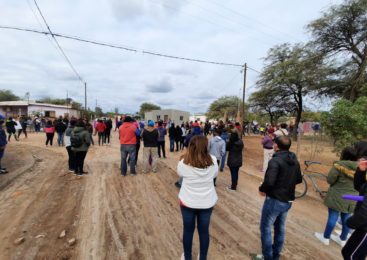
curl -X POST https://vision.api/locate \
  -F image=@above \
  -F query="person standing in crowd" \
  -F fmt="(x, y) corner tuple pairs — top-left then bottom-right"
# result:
(134, 121), (141, 166)
(95, 119), (106, 146)
(175, 124), (183, 152)
(314, 147), (358, 247)
(226, 130), (244, 191)
(119, 116), (137, 176)
(177, 136), (218, 260)
(169, 123), (176, 152)
(204, 121), (211, 136)
(44, 120), (55, 146)
(85, 119), (94, 146)
(6, 117), (18, 141)
(18, 116), (28, 139)
(274, 123), (289, 138)
(157, 121), (167, 158)
(71, 119), (91, 176)
(34, 117), (41, 133)
(0, 118), (8, 174)
(219, 128), (229, 172)
(208, 129), (226, 186)
(105, 117), (113, 145)
(192, 120), (201, 136)
(64, 119), (76, 173)
(261, 129), (275, 173)
(342, 143), (367, 259)
(55, 118), (67, 146)
(180, 124), (187, 150)
(252, 136), (302, 260)
(14, 117), (22, 139)
(141, 120), (159, 174)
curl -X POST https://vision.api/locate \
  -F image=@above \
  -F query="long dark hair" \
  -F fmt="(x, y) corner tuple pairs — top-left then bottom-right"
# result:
(181, 136), (213, 168)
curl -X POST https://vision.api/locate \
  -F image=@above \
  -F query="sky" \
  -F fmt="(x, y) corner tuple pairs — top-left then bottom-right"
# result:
(0, 0), (343, 114)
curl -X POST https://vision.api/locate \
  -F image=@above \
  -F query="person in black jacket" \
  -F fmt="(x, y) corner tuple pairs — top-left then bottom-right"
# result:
(255, 136), (302, 260)
(141, 120), (159, 173)
(6, 117), (18, 142)
(168, 123), (176, 152)
(226, 130), (244, 190)
(55, 118), (67, 146)
(175, 125), (182, 152)
(342, 143), (367, 260)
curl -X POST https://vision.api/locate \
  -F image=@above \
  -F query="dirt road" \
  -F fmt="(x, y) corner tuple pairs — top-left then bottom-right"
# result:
(0, 132), (342, 259)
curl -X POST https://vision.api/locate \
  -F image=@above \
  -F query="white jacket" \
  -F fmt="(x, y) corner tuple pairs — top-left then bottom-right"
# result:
(177, 155), (218, 209)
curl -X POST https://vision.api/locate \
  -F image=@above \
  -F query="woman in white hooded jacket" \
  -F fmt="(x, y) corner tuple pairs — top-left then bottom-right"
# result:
(177, 135), (218, 260)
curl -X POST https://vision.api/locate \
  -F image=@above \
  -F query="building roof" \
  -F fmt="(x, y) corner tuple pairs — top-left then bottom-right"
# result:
(150, 109), (190, 114)
(0, 101), (77, 110)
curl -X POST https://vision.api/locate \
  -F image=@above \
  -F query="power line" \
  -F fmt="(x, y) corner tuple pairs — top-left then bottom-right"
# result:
(0, 25), (245, 68)
(32, 0), (84, 84)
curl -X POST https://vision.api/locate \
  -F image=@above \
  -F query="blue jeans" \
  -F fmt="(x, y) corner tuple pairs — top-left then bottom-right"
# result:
(260, 197), (292, 260)
(120, 144), (136, 175)
(220, 152), (227, 170)
(229, 166), (239, 189)
(170, 138), (175, 152)
(181, 206), (213, 260)
(57, 132), (64, 146)
(323, 208), (350, 240)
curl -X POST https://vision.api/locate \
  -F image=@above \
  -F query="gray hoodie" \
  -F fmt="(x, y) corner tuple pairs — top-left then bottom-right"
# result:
(208, 136), (226, 161)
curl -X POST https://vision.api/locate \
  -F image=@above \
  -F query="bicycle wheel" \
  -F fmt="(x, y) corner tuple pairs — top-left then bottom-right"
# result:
(295, 176), (308, 199)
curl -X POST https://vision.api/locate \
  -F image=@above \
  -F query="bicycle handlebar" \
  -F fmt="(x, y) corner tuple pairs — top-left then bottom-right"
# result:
(304, 160), (322, 167)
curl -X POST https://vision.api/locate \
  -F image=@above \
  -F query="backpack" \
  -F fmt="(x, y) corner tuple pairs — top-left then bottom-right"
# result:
(70, 133), (83, 148)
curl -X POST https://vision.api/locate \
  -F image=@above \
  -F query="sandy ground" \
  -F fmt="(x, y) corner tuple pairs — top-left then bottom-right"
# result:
(0, 131), (343, 260)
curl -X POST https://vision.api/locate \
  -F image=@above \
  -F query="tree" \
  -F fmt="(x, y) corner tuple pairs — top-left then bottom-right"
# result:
(206, 96), (246, 120)
(308, 0), (367, 101)
(0, 89), (20, 101)
(37, 97), (67, 105)
(139, 102), (161, 118)
(256, 43), (330, 137)
(320, 96), (367, 152)
(248, 87), (292, 125)
(95, 106), (103, 118)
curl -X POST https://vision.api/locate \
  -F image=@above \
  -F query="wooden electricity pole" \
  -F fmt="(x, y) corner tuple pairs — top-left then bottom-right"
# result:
(242, 63), (247, 136)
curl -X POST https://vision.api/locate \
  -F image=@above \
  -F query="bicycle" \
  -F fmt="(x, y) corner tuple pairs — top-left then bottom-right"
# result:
(295, 160), (328, 199)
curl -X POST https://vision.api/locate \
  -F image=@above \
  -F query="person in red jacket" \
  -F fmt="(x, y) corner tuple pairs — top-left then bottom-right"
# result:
(95, 119), (106, 146)
(44, 120), (55, 146)
(119, 116), (137, 176)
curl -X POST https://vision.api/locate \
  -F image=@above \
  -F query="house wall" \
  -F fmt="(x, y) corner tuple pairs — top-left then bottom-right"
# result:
(189, 115), (207, 122)
(145, 110), (190, 125)
(0, 106), (27, 118)
(28, 105), (79, 118)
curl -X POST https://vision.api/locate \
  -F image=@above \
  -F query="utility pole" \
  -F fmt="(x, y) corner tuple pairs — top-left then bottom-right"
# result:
(242, 63), (247, 136)
(84, 82), (87, 114)
(66, 90), (69, 115)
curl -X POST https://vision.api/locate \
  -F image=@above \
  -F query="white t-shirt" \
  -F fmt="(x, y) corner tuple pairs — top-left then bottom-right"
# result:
(177, 155), (218, 209)
(274, 128), (289, 137)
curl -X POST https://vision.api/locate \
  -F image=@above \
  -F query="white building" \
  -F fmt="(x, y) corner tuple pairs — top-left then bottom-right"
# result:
(189, 113), (207, 123)
(145, 109), (190, 125)
(0, 101), (80, 118)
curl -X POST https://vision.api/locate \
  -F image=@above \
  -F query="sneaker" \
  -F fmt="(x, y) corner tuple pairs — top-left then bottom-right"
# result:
(330, 234), (346, 247)
(0, 169), (8, 174)
(69, 169), (75, 173)
(249, 253), (264, 260)
(314, 232), (330, 245)
(226, 186), (236, 191)
(131, 173), (136, 176)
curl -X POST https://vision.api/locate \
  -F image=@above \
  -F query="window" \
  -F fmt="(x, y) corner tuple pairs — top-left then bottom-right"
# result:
(179, 116), (184, 121)
(157, 115), (161, 120)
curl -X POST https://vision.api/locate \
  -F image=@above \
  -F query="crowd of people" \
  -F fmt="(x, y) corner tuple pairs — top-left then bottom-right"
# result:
(0, 113), (366, 260)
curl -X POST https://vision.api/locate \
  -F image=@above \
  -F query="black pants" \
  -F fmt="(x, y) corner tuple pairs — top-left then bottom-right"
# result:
(105, 129), (111, 144)
(180, 137), (185, 150)
(214, 160), (220, 186)
(66, 146), (76, 171)
(157, 141), (166, 158)
(98, 132), (104, 145)
(75, 151), (87, 173)
(7, 130), (17, 141)
(342, 229), (367, 259)
(175, 140), (180, 151)
(18, 129), (27, 138)
(46, 133), (54, 146)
